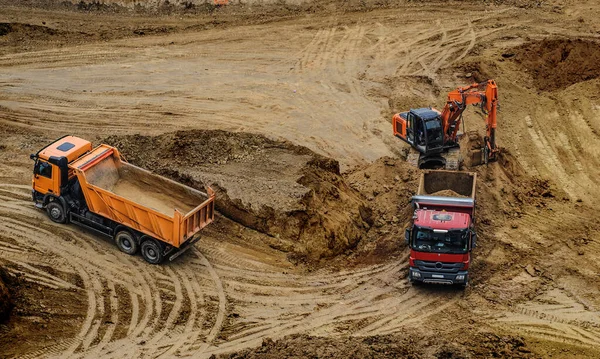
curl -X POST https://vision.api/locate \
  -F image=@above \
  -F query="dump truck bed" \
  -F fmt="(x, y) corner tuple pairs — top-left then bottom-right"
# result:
(69, 144), (214, 248)
(412, 170), (476, 209)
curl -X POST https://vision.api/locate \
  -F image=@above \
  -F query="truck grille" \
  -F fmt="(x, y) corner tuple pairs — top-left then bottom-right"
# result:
(414, 260), (463, 273)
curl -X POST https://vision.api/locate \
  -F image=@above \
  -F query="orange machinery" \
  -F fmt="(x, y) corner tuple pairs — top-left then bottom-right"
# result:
(31, 136), (215, 264)
(392, 79), (499, 168)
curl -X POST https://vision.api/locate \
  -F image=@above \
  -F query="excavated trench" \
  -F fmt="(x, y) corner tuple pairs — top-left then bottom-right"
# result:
(104, 130), (375, 260)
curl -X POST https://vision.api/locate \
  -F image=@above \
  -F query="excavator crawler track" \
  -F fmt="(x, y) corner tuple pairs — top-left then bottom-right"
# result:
(405, 147), (461, 170)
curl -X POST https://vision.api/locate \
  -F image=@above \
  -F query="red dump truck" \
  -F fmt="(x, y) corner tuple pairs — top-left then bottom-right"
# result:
(405, 170), (477, 287)
(31, 136), (215, 264)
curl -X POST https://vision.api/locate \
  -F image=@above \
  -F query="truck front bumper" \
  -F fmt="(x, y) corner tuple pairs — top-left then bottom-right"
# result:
(409, 267), (468, 285)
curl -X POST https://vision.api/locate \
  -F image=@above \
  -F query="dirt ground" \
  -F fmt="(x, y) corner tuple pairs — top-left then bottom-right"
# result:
(1, 0), (600, 358)
(0, 267), (11, 323)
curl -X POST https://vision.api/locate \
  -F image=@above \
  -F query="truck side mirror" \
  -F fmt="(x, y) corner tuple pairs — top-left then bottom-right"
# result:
(471, 232), (477, 249)
(30, 154), (36, 160)
(405, 228), (411, 245)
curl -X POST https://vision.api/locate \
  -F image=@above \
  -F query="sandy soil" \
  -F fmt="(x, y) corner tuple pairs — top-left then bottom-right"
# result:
(1, 0), (600, 358)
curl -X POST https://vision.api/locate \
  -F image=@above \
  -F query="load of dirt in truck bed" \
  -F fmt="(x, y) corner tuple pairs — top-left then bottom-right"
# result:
(419, 171), (475, 197)
(104, 130), (372, 259)
(429, 189), (467, 198)
(513, 38), (600, 91)
(85, 155), (207, 216)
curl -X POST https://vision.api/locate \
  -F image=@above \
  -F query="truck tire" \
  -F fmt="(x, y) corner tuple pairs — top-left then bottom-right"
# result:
(141, 239), (164, 264)
(115, 231), (138, 255)
(46, 201), (66, 224)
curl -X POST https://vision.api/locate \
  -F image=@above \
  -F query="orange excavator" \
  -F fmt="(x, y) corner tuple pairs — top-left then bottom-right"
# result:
(392, 79), (499, 169)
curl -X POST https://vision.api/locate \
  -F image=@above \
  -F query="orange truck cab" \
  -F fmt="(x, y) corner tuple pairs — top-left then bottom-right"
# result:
(31, 135), (215, 264)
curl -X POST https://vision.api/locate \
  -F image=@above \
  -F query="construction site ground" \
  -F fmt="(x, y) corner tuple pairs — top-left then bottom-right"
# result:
(1, 0), (600, 358)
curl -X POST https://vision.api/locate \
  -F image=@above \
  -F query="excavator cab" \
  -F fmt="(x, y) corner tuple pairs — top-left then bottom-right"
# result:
(393, 108), (446, 155)
(393, 108), (461, 169)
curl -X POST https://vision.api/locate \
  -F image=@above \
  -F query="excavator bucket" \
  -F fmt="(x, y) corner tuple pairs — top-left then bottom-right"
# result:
(470, 148), (484, 166)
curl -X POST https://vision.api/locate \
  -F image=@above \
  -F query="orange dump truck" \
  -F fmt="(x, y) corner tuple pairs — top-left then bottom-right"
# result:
(30, 136), (215, 264)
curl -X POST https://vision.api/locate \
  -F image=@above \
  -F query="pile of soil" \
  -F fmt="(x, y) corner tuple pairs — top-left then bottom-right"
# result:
(513, 39), (600, 91)
(429, 189), (467, 198)
(213, 332), (534, 359)
(0, 22), (59, 37)
(104, 130), (371, 259)
(0, 266), (11, 322)
(343, 157), (419, 264)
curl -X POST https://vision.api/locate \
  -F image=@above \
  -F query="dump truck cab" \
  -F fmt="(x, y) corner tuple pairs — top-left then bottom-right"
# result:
(31, 136), (92, 201)
(406, 209), (475, 286)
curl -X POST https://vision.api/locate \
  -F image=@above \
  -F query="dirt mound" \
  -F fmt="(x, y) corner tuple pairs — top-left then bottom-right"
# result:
(0, 22), (59, 37)
(430, 189), (467, 198)
(513, 38), (600, 91)
(104, 130), (371, 259)
(0, 266), (11, 322)
(343, 157), (419, 264)
(213, 332), (534, 359)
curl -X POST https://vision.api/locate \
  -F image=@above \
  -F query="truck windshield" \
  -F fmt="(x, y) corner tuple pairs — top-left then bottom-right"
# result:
(412, 227), (468, 254)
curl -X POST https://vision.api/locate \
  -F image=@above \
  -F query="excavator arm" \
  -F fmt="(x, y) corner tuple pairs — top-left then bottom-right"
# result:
(439, 79), (499, 163)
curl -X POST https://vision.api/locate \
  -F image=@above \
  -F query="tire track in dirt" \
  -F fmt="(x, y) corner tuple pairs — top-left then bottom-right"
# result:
(0, 48), (131, 68)
(295, 27), (336, 73)
(96, 280), (119, 352)
(0, 184), (211, 358)
(380, 11), (511, 81)
(523, 114), (600, 200)
(191, 248), (227, 356)
(524, 115), (577, 198)
(4, 259), (77, 290)
(157, 270), (202, 357)
(0, 219), (96, 359)
(351, 287), (459, 337)
(497, 299), (600, 348)
(197, 256), (435, 357)
(145, 267), (184, 348)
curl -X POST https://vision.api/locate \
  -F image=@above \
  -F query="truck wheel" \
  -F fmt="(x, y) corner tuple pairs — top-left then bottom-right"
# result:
(141, 239), (164, 264)
(115, 231), (138, 255)
(46, 202), (66, 224)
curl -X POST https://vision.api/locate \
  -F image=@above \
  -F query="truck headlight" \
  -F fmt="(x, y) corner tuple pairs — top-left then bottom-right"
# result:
(412, 271), (421, 278)
(456, 274), (465, 281)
